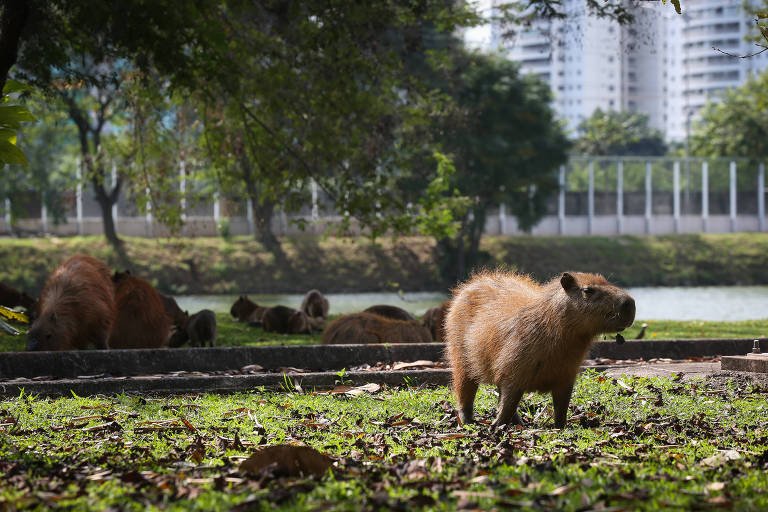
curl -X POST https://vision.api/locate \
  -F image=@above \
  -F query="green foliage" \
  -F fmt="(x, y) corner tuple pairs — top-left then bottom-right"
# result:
(0, 80), (35, 168)
(574, 108), (667, 157)
(691, 71), (768, 160)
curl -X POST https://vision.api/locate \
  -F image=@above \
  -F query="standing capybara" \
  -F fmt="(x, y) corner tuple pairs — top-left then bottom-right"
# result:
(230, 295), (268, 324)
(168, 309), (217, 348)
(422, 301), (450, 341)
(322, 312), (432, 344)
(300, 289), (329, 319)
(363, 305), (415, 322)
(27, 254), (116, 351)
(0, 282), (36, 312)
(287, 310), (325, 334)
(445, 270), (635, 429)
(108, 273), (172, 349)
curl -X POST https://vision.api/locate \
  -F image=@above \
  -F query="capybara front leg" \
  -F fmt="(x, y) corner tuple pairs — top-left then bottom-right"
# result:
(455, 377), (479, 425)
(552, 383), (574, 429)
(491, 385), (523, 429)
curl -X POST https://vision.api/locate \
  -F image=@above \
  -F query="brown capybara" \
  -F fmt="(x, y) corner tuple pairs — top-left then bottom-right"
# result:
(230, 295), (268, 324)
(0, 282), (36, 312)
(363, 305), (415, 322)
(422, 301), (450, 341)
(261, 305), (302, 334)
(322, 312), (432, 345)
(168, 309), (217, 348)
(159, 293), (187, 329)
(287, 310), (325, 334)
(300, 289), (329, 319)
(108, 273), (172, 349)
(445, 270), (635, 429)
(27, 254), (116, 351)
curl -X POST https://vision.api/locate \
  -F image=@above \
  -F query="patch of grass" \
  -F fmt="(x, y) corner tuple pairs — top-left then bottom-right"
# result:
(1, 373), (768, 509)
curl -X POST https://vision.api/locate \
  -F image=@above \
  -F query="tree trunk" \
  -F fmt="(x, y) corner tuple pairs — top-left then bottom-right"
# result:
(0, 0), (29, 93)
(252, 196), (286, 260)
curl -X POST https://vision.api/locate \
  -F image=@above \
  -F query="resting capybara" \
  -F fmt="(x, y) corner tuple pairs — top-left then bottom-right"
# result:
(108, 273), (172, 349)
(27, 254), (116, 351)
(159, 293), (187, 329)
(300, 289), (329, 319)
(169, 309), (217, 347)
(230, 295), (268, 324)
(445, 270), (635, 429)
(322, 312), (432, 345)
(261, 305), (301, 334)
(422, 301), (450, 341)
(0, 282), (36, 312)
(287, 310), (325, 334)
(363, 305), (415, 322)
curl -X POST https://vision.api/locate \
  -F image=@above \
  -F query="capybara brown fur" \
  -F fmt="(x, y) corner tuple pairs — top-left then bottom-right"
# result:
(446, 270), (635, 429)
(287, 310), (325, 334)
(0, 282), (36, 312)
(169, 309), (217, 347)
(261, 305), (301, 334)
(363, 305), (415, 322)
(27, 254), (116, 351)
(322, 312), (432, 345)
(108, 273), (172, 349)
(300, 289), (329, 319)
(230, 295), (267, 324)
(422, 301), (450, 341)
(159, 293), (187, 329)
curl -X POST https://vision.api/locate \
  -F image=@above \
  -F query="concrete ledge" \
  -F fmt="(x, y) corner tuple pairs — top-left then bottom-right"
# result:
(1, 338), (765, 380)
(721, 355), (768, 373)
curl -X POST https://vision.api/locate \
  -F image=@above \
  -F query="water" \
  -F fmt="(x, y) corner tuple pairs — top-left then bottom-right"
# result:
(175, 286), (768, 322)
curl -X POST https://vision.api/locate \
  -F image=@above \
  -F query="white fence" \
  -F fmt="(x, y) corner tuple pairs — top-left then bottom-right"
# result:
(3, 157), (767, 237)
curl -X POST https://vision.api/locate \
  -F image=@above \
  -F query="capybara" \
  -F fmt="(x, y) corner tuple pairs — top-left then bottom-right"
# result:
(0, 282), (36, 312)
(445, 270), (635, 429)
(261, 305), (302, 334)
(422, 301), (450, 341)
(27, 254), (116, 351)
(230, 295), (268, 324)
(300, 289), (329, 319)
(363, 305), (415, 322)
(322, 312), (432, 344)
(159, 293), (187, 329)
(169, 309), (217, 347)
(287, 310), (325, 334)
(108, 273), (172, 349)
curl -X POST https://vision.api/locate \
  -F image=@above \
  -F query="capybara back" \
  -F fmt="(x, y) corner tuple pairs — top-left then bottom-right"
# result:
(363, 305), (415, 322)
(300, 289), (329, 319)
(108, 274), (172, 349)
(445, 270), (635, 428)
(0, 282), (36, 312)
(187, 309), (217, 347)
(27, 254), (115, 351)
(262, 305), (299, 334)
(230, 295), (267, 324)
(422, 301), (449, 341)
(322, 312), (432, 344)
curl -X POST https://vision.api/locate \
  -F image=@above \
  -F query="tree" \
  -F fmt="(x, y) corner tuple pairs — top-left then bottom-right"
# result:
(690, 71), (768, 159)
(574, 109), (667, 157)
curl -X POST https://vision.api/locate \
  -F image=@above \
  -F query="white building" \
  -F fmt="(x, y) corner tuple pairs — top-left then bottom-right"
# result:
(486, 0), (768, 141)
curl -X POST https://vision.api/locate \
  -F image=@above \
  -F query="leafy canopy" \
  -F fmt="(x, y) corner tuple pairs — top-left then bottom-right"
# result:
(573, 108), (667, 157)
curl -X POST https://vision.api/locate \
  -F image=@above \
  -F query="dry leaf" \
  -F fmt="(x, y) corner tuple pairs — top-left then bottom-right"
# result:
(706, 482), (726, 491)
(239, 445), (333, 477)
(391, 360), (438, 370)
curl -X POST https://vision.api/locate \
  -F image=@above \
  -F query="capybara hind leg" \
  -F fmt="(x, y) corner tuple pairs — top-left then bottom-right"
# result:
(491, 385), (523, 428)
(455, 377), (479, 425)
(552, 383), (574, 429)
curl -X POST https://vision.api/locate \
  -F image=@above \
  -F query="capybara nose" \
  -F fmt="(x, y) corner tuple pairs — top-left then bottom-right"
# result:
(26, 337), (39, 351)
(621, 297), (636, 323)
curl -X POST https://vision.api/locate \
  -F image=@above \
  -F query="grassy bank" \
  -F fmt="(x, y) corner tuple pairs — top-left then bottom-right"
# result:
(2, 233), (768, 296)
(2, 373), (767, 510)
(2, 315), (768, 352)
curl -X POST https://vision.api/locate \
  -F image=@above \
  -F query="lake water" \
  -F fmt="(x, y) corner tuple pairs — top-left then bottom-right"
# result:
(175, 286), (768, 322)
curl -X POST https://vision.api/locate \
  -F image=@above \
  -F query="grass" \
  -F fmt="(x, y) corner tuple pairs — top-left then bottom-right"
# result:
(2, 233), (768, 296)
(3, 315), (768, 352)
(2, 372), (768, 510)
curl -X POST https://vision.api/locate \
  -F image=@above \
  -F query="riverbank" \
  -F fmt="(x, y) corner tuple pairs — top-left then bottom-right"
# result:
(1, 233), (767, 295)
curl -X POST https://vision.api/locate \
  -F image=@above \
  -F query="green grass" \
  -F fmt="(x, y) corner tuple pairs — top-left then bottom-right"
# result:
(2, 373), (768, 510)
(3, 315), (768, 352)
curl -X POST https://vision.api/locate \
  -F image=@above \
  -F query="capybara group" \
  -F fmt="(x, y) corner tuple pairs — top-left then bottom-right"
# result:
(108, 272), (172, 349)
(230, 295), (268, 324)
(169, 309), (217, 347)
(300, 289), (329, 319)
(27, 254), (116, 351)
(0, 282), (36, 312)
(422, 301), (449, 341)
(445, 270), (635, 429)
(363, 304), (415, 322)
(322, 312), (431, 344)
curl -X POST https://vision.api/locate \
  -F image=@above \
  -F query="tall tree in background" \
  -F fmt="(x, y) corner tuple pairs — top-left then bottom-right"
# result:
(574, 108), (667, 156)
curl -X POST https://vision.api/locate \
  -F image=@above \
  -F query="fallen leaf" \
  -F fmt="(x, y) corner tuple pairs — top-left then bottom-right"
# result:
(239, 445), (334, 477)
(391, 360), (439, 370)
(706, 482), (726, 491)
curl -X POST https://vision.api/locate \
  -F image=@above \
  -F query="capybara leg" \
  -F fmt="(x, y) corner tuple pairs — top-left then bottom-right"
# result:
(491, 385), (523, 429)
(455, 377), (479, 425)
(552, 383), (574, 429)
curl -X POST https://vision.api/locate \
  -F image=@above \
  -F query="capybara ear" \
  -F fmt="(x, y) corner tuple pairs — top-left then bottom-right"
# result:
(560, 272), (578, 292)
(49, 311), (57, 322)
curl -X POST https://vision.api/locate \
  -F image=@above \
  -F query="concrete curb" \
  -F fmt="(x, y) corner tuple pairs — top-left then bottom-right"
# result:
(1, 338), (763, 380)
(721, 355), (768, 373)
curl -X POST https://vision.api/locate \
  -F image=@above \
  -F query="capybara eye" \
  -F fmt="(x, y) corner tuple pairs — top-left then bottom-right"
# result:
(49, 312), (57, 321)
(582, 287), (595, 297)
